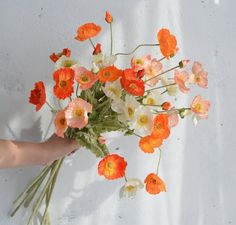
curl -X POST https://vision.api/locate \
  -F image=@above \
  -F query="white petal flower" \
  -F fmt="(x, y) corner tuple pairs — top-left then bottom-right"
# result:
(119, 178), (144, 199)
(161, 77), (178, 96)
(55, 55), (78, 69)
(123, 95), (140, 121)
(130, 106), (153, 135)
(102, 80), (122, 100)
(92, 53), (117, 69)
(143, 90), (163, 109)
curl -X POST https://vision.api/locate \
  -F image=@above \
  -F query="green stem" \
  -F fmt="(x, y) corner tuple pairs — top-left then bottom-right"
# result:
(110, 23), (113, 55)
(145, 65), (180, 83)
(89, 38), (96, 49)
(141, 104), (162, 107)
(156, 148), (162, 175)
(154, 107), (191, 114)
(115, 43), (159, 56)
(145, 83), (176, 93)
(46, 101), (56, 113)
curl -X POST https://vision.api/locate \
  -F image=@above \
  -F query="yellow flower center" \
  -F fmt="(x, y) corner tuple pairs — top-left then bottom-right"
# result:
(108, 87), (120, 96)
(194, 103), (202, 112)
(146, 97), (155, 105)
(126, 185), (136, 192)
(74, 108), (84, 117)
(81, 75), (90, 83)
(63, 60), (73, 67)
(128, 107), (134, 118)
(136, 59), (143, 65)
(138, 115), (149, 126)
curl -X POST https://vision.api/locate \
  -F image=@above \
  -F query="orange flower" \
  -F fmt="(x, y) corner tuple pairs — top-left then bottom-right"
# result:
(93, 43), (102, 55)
(120, 69), (145, 96)
(98, 154), (127, 180)
(53, 68), (75, 99)
(157, 28), (178, 59)
(50, 48), (71, 63)
(144, 173), (166, 195)
(152, 114), (170, 139)
(139, 135), (163, 153)
(105, 11), (113, 23)
(75, 23), (101, 41)
(29, 81), (46, 111)
(54, 110), (68, 138)
(162, 102), (171, 110)
(98, 65), (123, 82)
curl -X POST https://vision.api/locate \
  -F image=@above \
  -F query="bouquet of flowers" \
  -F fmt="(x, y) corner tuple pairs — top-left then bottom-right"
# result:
(11, 11), (210, 225)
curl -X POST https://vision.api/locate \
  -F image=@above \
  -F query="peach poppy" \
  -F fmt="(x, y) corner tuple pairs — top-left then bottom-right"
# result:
(75, 66), (98, 90)
(50, 48), (71, 63)
(139, 135), (163, 153)
(144, 173), (166, 195)
(105, 11), (113, 23)
(152, 114), (170, 139)
(98, 154), (127, 180)
(168, 108), (179, 128)
(131, 55), (151, 72)
(191, 61), (208, 88)
(75, 23), (101, 41)
(174, 69), (190, 93)
(191, 95), (210, 119)
(65, 98), (92, 129)
(53, 68), (75, 99)
(98, 65), (123, 82)
(29, 81), (46, 111)
(54, 110), (68, 138)
(157, 28), (178, 59)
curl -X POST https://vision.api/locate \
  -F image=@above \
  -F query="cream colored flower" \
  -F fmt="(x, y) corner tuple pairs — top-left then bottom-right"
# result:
(102, 80), (122, 100)
(143, 90), (163, 109)
(55, 55), (78, 69)
(120, 178), (144, 198)
(161, 77), (178, 96)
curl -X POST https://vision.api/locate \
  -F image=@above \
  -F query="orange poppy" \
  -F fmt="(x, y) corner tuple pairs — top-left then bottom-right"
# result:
(105, 11), (113, 23)
(162, 102), (171, 110)
(53, 68), (75, 99)
(139, 135), (163, 153)
(75, 23), (101, 41)
(98, 154), (127, 180)
(98, 65), (123, 82)
(157, 28), (177, 59)
(144, 173), (166, 195)
(93, 43), (102, 55)
(49, 48), (71, 63)
(152, 114), (170, 139)
(29, 81), (46, 111)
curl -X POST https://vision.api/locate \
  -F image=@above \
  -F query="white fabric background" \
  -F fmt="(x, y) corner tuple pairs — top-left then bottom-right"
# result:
(0, 0), (235, 225)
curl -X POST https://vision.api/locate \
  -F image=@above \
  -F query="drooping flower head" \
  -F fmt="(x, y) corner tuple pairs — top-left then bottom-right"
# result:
(29, 81), (46, 111)
(158, 28), (178, 59)
(75, 66), (98, 90)
(65, 98), (92, 129)
(144, 173), (166, 195)
(152, 114), (170, 139)
(174, 69), (190, 93)
(50, 48), (71, 63)
(54, 110), (68, 138)
(139, 135), (163, 153)
(191, 95), (210, 119)
(98, 154), (127, 180)
(119, 178), (144, 198)
(191, 61), (208, 88)
(75, 23), (101, 41)
(98, 65), (123, 82)
(53, 68), (75, 99)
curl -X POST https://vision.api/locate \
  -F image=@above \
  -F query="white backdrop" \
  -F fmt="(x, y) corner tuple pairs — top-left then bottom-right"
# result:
(0, 0), (236, 225)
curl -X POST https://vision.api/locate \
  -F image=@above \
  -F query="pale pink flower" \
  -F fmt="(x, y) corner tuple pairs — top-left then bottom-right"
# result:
(181, 59), (190, 68)
(174, 69), (190, 93)
(191, 61), (208, 88)
(131, 55), (151, 72)
(191, 95), (210, 119)
(54, 110), (68, 138)
(75, 66), (98, 90)
(65, 98), (92, 129)
(168, 108), (179, 128)
(145, 58), (163, 86)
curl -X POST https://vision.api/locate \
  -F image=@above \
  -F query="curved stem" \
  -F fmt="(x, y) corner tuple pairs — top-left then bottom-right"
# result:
(89, 38), (96, 49)
(115, 43), (159, 56)
(145, 83), (176, 93)
(110, 23), (113, 55)
(46, 101), (56, 113)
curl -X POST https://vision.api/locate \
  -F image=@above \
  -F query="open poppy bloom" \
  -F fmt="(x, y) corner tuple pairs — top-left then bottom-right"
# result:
(98, 154), (127, 180)
(75, 66), (98, 90)
(54, 110), (68, 138)
(65, 98), (92, 129)
(75, 23), (101, 41)
(139, 135), (163, 153)
(191, 95), (210, 119)
(53, 68), (75, 99)
(191, 61), (208, 88)
(158, 28), (178, 59)
(29, 81), (46, 111)
(144, 173), (166, 195)
(50, 48), (71, 63)
(152, 114), (170, 139)
(98, 65), (123, 82)
(174, 69), (190, 93)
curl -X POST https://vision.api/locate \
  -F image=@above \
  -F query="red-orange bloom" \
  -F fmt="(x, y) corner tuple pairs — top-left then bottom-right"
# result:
(152, 114), (170, 139)
(139, 135), (163, 153)
(75, 23), (101, 41)
(144, 173), (166, 195)
(120, 69), (145, 96)
(93, 43), (102, 55)
(158, 28), (178, 59)
(50, 48), (71, 63)
(162, 102), (171, 110)
(105, 11), (113, 23)
(29, 81), (46, 111)
(98, 66), (123, 82)
(53, 68), (75, 99)
(98, 154), (127, 180)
